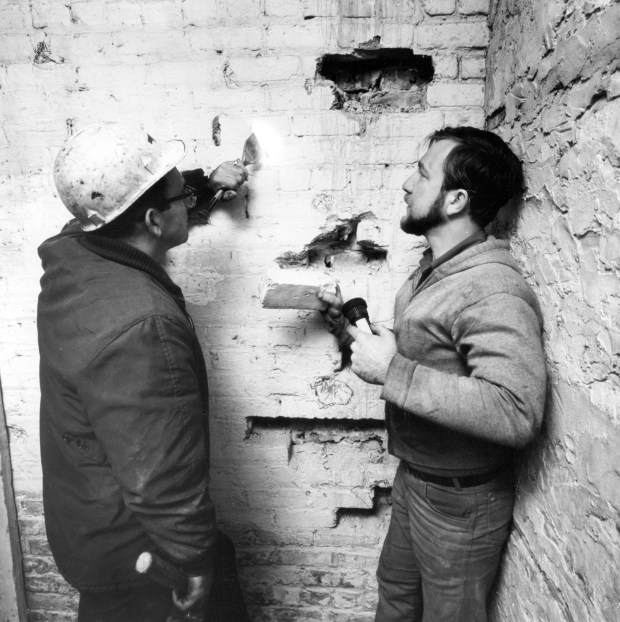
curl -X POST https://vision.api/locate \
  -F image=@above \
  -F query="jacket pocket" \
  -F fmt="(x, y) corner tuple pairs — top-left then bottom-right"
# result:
(61, 432), (109, 466)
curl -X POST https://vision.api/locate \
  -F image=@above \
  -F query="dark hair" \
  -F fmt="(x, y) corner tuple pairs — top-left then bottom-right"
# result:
(90, 175), (170, 239)
(428, 126), (524, 228)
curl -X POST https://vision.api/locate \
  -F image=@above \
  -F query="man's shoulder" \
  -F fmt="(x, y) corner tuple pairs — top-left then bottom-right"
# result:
(436, 241), (541, 317)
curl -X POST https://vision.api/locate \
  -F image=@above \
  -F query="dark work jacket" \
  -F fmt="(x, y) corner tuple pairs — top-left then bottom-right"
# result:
(37, 222), (216, 591)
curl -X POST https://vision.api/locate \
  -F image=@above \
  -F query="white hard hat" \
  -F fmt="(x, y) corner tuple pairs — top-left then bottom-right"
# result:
(53, 122), (186, 231)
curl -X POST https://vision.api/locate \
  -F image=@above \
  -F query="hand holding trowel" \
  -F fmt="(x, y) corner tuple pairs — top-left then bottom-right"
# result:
(192, 132), (261, 222)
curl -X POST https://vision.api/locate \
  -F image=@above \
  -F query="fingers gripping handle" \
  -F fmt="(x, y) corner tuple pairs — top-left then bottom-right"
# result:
(136, 551), (188, 596)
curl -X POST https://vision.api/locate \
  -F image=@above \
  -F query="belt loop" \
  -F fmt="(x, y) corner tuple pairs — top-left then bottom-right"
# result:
(452, 477), (461, 491)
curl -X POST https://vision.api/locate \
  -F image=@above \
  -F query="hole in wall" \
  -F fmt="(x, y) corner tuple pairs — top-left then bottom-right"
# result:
(275, 211), (386, 268)
(246, 417), (386, 467)
(317, 47), (434, 113)
(335, 486), (392, 522)
(245, 416), (384, 440)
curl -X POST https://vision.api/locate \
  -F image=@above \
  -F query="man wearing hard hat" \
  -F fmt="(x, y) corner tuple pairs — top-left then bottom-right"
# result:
(37, 123), (249, 622)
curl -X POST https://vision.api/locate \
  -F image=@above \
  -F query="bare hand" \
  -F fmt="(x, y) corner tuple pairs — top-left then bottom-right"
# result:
(347, 324), (397, 385)
(208, 160), (249, 199)
(172, 573), (211, 618)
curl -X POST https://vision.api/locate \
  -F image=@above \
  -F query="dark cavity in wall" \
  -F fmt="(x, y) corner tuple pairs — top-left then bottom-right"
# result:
(336, 486), (392, 522)
(246, 417), (384, 441)
(317, 48), (434, 113)
(245, 416), (386, 465)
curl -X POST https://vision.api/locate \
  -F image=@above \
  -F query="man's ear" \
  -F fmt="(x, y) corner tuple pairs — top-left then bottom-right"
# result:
(143, 207), (164, 238)
(444, 189), (470, 217)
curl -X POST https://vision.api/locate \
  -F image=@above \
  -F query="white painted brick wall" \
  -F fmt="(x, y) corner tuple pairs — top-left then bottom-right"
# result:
(414, 21), (489, 51)
(486, 2), (620, 621)
(0, 1), (491, 620)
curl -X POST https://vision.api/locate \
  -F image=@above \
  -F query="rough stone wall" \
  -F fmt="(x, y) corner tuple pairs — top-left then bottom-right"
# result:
(485, 1), (620, 620)
(0, 1), (490, 620)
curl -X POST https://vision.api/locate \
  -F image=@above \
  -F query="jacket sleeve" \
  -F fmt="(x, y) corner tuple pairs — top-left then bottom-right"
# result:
(77, 314), (216, 574)
(381, 293), (547, 448)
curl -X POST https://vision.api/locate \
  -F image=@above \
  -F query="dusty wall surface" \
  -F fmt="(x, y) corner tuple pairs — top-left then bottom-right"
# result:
(0, 1), (489, 620)
(486, 1), (620, 621)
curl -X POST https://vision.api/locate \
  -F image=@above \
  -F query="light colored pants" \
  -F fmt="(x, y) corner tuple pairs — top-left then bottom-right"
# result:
(376, 461), (515, 622)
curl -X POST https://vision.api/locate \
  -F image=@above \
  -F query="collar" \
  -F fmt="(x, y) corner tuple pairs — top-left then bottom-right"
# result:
(79, 235), (187, 314)
(410, 230), (487, 281)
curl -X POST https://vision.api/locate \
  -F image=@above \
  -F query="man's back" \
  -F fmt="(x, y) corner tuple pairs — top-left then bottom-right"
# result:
(37, 224), (215, 591)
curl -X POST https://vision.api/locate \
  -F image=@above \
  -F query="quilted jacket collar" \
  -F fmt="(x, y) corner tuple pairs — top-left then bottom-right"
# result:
(79, 235), (187, 314)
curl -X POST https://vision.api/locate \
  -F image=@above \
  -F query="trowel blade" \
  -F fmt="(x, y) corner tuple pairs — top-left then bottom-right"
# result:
(241, 132), (261, 166)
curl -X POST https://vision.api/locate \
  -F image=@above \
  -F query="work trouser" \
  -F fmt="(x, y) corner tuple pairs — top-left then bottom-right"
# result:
(78, 531), (249, 622)
(375, 461), (515, 622)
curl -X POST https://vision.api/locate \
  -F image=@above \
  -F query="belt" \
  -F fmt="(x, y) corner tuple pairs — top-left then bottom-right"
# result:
(405, 462), (507, 489)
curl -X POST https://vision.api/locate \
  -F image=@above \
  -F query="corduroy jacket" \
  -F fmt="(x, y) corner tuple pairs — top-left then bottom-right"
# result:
(37, 222), (216, 591)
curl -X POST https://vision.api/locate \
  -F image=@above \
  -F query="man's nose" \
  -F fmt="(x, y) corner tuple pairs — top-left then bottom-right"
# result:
(402, 174), (414, 193)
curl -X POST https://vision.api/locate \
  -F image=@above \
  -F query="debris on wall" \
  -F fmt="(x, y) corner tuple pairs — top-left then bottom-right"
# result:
(276, 211), (378, 268)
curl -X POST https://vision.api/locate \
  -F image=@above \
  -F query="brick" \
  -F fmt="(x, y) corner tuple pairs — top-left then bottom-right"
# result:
(458, 0), (490, 14)
(68, 1), (106, 28)
(260, 269), (336, 310)
(109, 31), (191, 62)
(339, 0), (374, 18)
(414, 21), (489, 50)
(186, 27), (263, 52)
(427, 82), (484, 107)
(460, 55), (485, 79)
(0, 34), (35, 64)
(179, 0), (219, 26)
(104, 1), (143, 28)
(147, 60), (224, 88)
(442, 107), (485, 127)
(227, 56), (301, 83)
(138, 1), (183, 29)
(30, 1), (73, 30)
(0, 3), (30, 32)
(377, 0), (420, 20)
(434, 55), (459, 79)
(266, 22), (336, 50)
(268, 83), (325, 111)
(422, 0), (457, 16)
(346, 166), (384, 191)
(265, 0), (304, 18)
(379, 23), (414, 48)
(303, 0), (339, 18)
(219, 0), (263, 23)
(291, 112), (361, 137)
(336, 19), (376, 49)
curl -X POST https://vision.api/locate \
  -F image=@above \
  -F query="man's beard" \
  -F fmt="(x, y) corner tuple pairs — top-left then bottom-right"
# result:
(400, 190), (446, 236)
